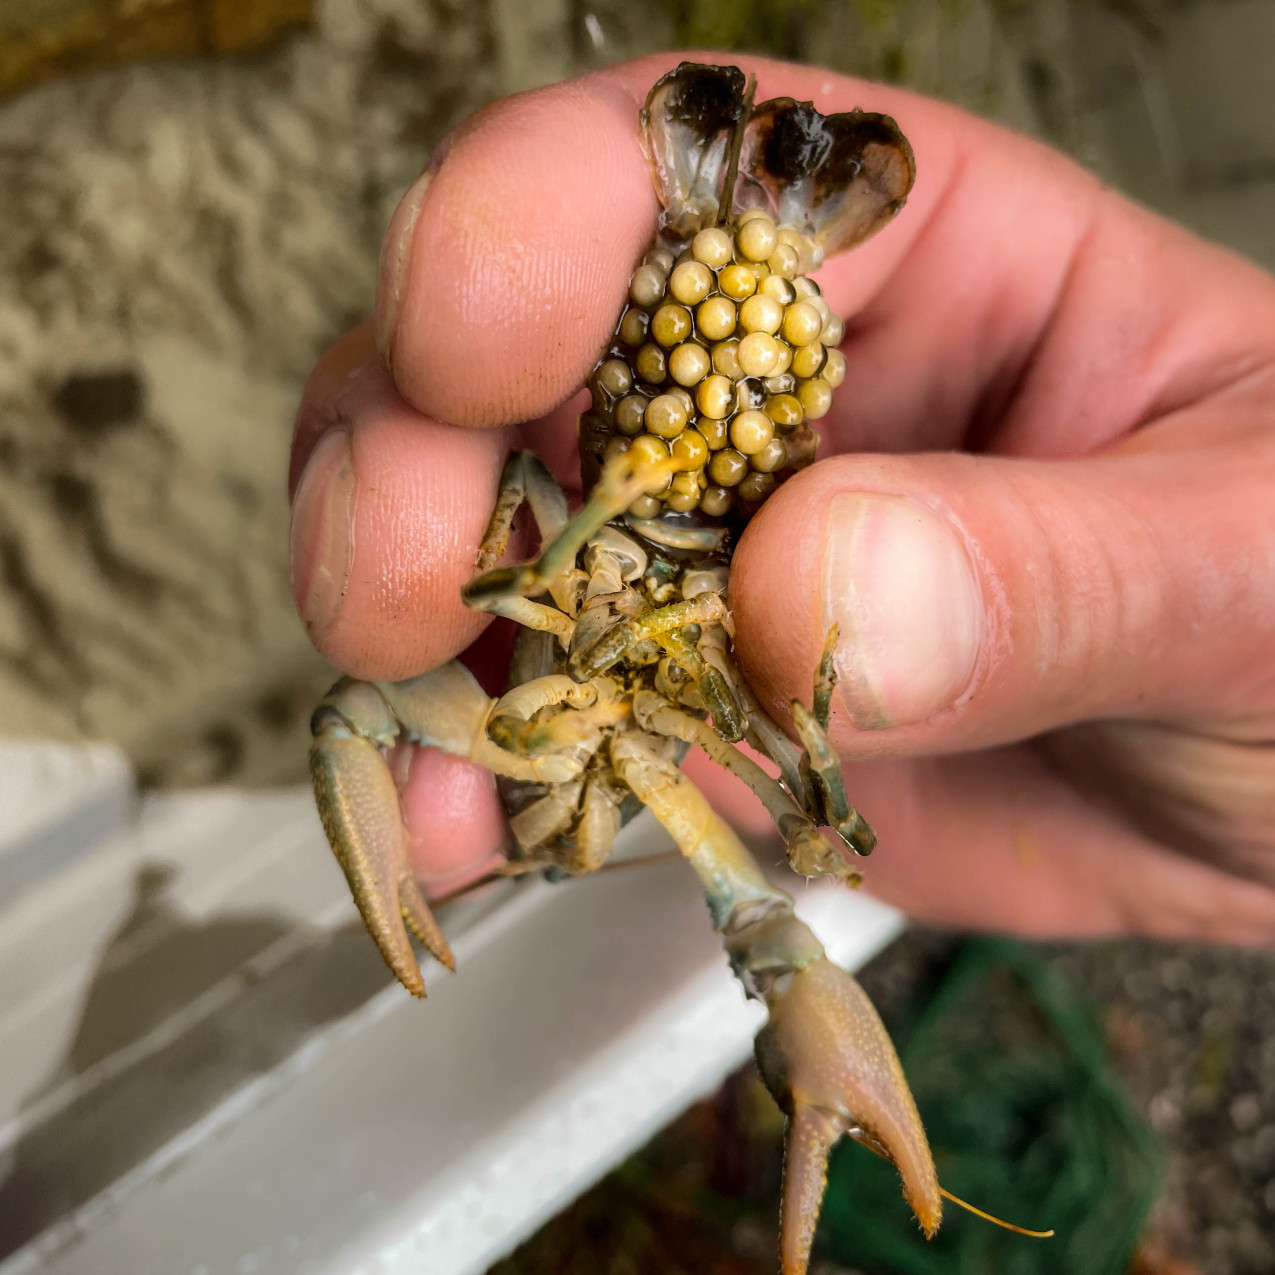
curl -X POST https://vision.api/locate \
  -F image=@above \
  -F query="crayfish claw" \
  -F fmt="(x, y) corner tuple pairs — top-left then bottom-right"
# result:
(812, 624), (839, 730)
(311, 730), (429, 997)
(310, 678), (462, 997)
(753, 948), (942, 1272)
(778, 1102), (846, 1275)
(792, 700), (876, 856)
(399, 872), (456, 973)
(789, 627), (877, 857)
(782, 821), (863, 888)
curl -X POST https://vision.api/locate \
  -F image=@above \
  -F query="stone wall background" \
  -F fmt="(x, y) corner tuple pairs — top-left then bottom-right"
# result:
(0, 0), (512, 786)
(0, 0), (1269, 790)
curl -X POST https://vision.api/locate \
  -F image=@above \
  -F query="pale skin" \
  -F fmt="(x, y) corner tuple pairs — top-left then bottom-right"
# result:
(289, 53), (1275, 945)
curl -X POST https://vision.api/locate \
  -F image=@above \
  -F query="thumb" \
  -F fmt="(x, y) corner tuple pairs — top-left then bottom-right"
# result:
(730, 443), (1275, 753)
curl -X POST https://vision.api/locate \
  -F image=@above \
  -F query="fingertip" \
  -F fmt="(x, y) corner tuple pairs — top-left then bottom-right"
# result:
(329, 401), (510, 679)
(737, 438), (1275, 762)
(290, 323), (376, 497)
(289, 338), (513, 680)
(731, 455), (988, 745)
(402, 748), (508, 897)
(384, 75), (659, 429)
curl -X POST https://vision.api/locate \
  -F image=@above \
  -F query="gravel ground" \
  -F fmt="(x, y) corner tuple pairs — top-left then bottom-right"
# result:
(1045, 939), (1275, 1274)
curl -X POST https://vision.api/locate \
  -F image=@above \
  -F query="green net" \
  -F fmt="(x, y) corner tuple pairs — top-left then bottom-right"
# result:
(819, 938), (1161, 1275)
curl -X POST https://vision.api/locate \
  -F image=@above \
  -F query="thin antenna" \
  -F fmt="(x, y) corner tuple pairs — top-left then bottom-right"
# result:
(432, 848), (686, 902)
(939, 1186), (1055, 1239)
(718, 73), (756, 226)
(851, 1133), (1055, 1240)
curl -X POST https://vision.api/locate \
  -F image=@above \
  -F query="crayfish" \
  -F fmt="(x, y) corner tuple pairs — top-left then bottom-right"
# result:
(310, 62), (1049, 1273)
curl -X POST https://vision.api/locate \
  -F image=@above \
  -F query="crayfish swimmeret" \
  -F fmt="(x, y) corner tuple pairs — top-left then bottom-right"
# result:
(310, 62), (1049, 1274)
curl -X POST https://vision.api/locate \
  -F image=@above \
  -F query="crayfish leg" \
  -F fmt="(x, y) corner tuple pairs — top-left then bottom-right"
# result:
(791, 629), (876, 857)
(474, 452), (569, 575)
(464, 450), (676, 614)
(609, 730), (939, 1272)
(631, 689), (853, 885)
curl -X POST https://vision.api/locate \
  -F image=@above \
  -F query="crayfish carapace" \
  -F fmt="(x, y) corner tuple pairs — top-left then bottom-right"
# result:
(310, 62), (1050, 1274)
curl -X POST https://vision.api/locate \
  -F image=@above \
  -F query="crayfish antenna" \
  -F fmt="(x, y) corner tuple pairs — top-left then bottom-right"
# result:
(938, 1186), (1055, 1238)
(849, 1135), (1056, 1239)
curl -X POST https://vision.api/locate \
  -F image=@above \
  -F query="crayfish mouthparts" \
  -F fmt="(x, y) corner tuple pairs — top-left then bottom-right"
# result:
(309, 61), (1052, 1273)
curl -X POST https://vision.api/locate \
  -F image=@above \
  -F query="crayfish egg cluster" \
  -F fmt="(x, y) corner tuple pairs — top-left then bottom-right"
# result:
(582, 210), (846, 520)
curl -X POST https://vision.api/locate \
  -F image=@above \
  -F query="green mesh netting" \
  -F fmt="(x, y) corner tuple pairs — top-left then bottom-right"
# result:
(819, 938), (1161, 1275)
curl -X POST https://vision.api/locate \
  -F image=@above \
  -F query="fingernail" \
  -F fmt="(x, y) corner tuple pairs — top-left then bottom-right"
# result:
(374, 170), (432, 370)
(822, 493), (982, 729)
(290, 428), (356, 645)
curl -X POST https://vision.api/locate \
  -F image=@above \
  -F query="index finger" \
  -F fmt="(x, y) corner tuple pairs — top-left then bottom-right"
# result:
(374, 72), (657, 429)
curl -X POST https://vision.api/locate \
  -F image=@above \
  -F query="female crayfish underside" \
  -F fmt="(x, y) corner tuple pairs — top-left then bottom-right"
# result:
(497, 187), (866, 861)
(308, 61), (1052, 1275)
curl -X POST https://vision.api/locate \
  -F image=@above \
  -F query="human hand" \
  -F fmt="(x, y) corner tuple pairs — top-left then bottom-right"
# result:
(289, 54), (1275, 942)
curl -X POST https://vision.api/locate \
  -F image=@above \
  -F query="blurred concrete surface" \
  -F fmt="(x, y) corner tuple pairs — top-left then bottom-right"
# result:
(0, 0), (514, 787)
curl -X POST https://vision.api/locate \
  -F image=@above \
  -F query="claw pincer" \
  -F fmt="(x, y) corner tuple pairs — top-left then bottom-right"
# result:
(746, 925), (941, 1270)
(311, 678), (459, 993)
(301, 62), (1039, 1273)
